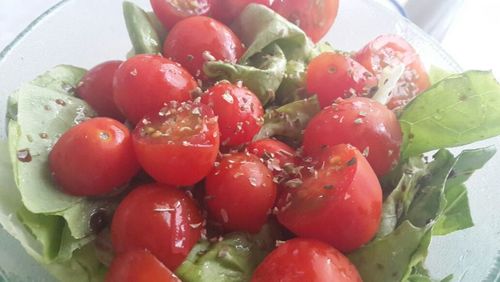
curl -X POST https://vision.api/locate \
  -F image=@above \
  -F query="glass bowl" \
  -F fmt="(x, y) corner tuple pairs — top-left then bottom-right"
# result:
(0, 0), (498, 281)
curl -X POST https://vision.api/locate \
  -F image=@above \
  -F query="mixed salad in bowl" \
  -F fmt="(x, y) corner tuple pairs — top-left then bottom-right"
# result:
(1, 0), (500, 281)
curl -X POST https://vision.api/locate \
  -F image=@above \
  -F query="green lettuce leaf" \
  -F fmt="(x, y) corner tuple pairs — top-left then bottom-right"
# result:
(400, 71), (500, 158)
(428, 66), (455, 85)
(275, 60), (307, 104)
(123, 1), (162, 55)
(204, 44), (287, 105)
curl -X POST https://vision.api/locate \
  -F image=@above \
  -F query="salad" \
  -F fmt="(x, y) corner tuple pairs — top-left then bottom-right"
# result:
(1, 0), (500, 281)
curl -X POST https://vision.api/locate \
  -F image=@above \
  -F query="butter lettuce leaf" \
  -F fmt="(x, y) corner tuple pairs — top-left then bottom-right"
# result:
(123, 1), (162, 55)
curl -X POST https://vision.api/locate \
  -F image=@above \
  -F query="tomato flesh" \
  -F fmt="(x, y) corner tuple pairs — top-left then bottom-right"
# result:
(133, 101), (220, 186)
(106, 250), (181, 282)
(151, 0), (213, 29)
(49, 118), (140, 196)
(251, 238), (362, 282)
(111, 184), (203, 270)
(277, 144), (382, 252)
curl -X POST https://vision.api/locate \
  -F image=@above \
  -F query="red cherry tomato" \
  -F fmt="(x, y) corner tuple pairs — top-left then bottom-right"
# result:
(306, 52), (378, 108)
(277, 144), (382, 253)
(113, 54), (197, 124)
(302, 97), (402, 176)
(271, 0), (339, 42)
(204, 153), (277, 233)
(76, 60), (125, 120)
(354, 34), (431, 110)
(111, 184), (203, 270)
(106, 250), (181, 282)
(213, 0), (273, 24)
(163, 16), (244, 79)
(133, 101), (220, 186)
(150, 0), (213, 30)
(49, 118), (140, 196)
(201, 82), (263, 147)
(247, 139), (296, 184)
(251, 238), (362, 282)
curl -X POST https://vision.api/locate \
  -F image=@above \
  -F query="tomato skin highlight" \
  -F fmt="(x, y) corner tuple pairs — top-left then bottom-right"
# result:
(271, 0), (339, 42)
(201, 82), (264, 147)
(306, 52), (378, 108)
(303, 97), (402, 176)
(111, 184), (203, 271)
(163, 16), (244, 79)
(354, 34), (431, 110)
(49, 118), (140, 196)
(133, 101), (220, 186)
(204, 153), (277, 233)
(251, 238), (362, 282)
(150, 0), (213, 30)
(277, 144), (382, 253)
(113, 54), (197, 124)
(76, 60), (125, 121)
(105, 249), (181, 282)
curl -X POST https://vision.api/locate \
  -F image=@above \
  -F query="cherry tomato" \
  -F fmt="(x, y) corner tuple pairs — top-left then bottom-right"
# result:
(306, 52), (378, 108)
(213, 0), (273, 24)
(113, 54), (197, 124)
(252, 238), (362, 282)
(163, 16), (244, 79)
(111, 184), (203, 270)
(150, 0), (213, 30)
(76, 60), (125, 120)
(106, 250), (181, 282)
(247, 139), (296, 184)
(354, 34), (430, 110)
(204, 153), (277, 233)
(277, 144), (382, 253)
(201, 82), (263, 147)
(133, 101), (220, 186)
(271, 0), (339, 42)
(49, 118), (140, 196)
(302, 97), (402, 176)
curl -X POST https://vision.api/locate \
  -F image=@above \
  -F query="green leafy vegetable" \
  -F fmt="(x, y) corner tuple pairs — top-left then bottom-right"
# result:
(275, 60), (307, 104)
(176, 224), (280, 282)
(400, 71), (500, 158)
(204, 44), (287, 105)
(254, 96), (320, 141)
(123, 1), (162, 55)
(428, 66), (454, 85)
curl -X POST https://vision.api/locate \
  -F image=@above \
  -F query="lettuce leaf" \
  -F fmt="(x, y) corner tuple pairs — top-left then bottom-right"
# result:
(123, 1), (162, 55)
(400, 71), (500, 158)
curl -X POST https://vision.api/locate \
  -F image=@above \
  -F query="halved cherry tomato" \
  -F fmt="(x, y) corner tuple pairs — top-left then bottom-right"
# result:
(251, 238), (362, 282)
(133, 101), (220, 186)
(204, 153), (277, 233)
(111, 184), (203, 270)
(213, 0), (273, 24)
(302, 97), (402, 176)
(113, 54), (197, 124)
(271, 0), (339, 42)
(247, 138), (296, 184)
(163, 16), (244, 79)
(354, 34), (430, 110)
(49, 118), (140, 196)
(277, 144), (382, 253)
(150, 0), (213, 30)
(76, 60), (125, 120)
(201, 82), (263, 147)
(106, 249), (181, 282)
(306, 52), (378, 108)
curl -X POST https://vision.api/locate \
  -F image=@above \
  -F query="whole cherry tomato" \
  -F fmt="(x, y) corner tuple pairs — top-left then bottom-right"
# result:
(306, 52), (378, 108)
(204, 153), (277, 233)
(113, 54), (197, 124)
(133, 100), (220, 186)
(302, 97), (402, 176)
(49, 118), (140, 196)
(252, 238), (362, 282)
(271, 0), (339, 42)
(247, 138), (297, 184)
(201, 82), (263, 147)
(212, 0), (273, 24)
(163, 16), (244, 79)
(106, 249), (181, 282)
(277, 144), (382, 253)
(354, 34), (430, 110)
(76, 60), (125, 120)
(150, 0), (214, 29)
(111, 184), (203, 270)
